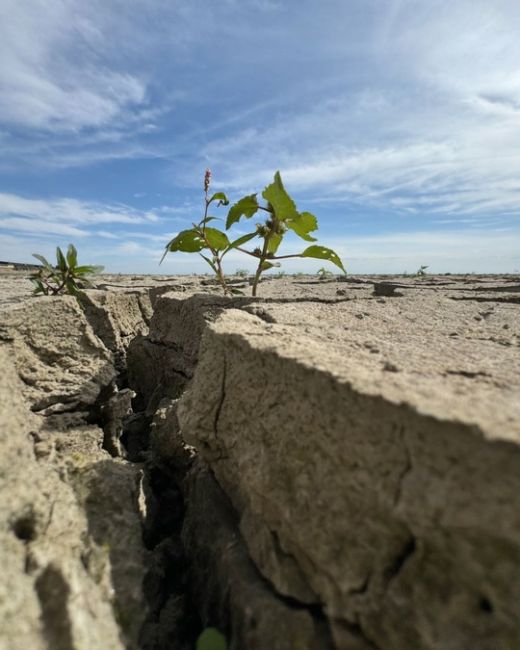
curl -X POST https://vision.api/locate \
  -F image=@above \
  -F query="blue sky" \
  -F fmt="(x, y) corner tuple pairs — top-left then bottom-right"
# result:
(1, 0), (519, 274)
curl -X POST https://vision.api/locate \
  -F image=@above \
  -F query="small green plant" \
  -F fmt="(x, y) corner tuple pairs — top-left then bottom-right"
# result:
(196, 627), (227, 650)
(234, 268), (249, 278)
(317, 266), (333, 280)
(415, 265), (429, 278)
(30, 244), (104, 296)
(162, 170), (345, 296)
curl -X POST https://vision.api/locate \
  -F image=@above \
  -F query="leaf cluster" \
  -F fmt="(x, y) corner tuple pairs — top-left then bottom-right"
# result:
(162, 171), (345, 295)
(30, 244), (104, 296)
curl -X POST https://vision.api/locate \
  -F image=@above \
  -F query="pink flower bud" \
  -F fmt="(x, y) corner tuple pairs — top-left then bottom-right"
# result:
(204, 168), (211, 192)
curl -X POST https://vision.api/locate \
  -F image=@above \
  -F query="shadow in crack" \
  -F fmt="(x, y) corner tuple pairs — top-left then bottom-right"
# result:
(82, 457), (200, 650)
(81, 458), (148, 649)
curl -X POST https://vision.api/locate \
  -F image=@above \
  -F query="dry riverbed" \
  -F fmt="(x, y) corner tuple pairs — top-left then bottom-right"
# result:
(1, 270), (519, 650)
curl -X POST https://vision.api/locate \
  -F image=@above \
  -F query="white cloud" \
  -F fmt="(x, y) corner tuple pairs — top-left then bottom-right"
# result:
(0, 217), (87, 238)
(0, 192), (159, 227)
(176, 1), (520, 221)
(0, 0), (147, 132)
(1, 0), (520, 274)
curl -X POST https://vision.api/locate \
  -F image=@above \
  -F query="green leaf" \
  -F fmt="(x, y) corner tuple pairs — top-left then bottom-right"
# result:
(200, 253), (218, 274)
(165, 229), (207, 254)
(226, 231), (258, 251)
(65, 278), (80, 295)
(204, 227), (229, 251)
(208, 192), (229, 206)
(31, 279), (46, 295)
(56, 247), (68, 272)
(261, 171), (298, 222)
(226, 194), (259, 229)
(267, 233), (283, 254)
(66, 244), (78, 268)
(260, 260), (281, 271)
(74, 265), (104, 276)
(301, 245), (346, 273)
(196, 628), (227, 650)
(32, 254), (53, 271)
(287, 211), (318, 242)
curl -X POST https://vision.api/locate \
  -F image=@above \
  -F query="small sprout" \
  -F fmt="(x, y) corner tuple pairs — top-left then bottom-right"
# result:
(29, 244), (103, 296)
(235, 268), (248, 278)
(161, 169), (232, 294)
(317, 266), (333, 280)
(162, 170), (346, 296)
(415, 265), (429, 278)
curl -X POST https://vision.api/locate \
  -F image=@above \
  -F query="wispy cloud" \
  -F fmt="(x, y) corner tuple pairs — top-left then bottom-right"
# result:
(0, 193), (160, 228)
(1, 0), (520, 272)
(0, 0), (149, 133)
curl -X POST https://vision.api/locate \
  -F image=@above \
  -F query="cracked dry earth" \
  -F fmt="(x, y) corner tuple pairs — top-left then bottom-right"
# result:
(0, 270), (519, 650)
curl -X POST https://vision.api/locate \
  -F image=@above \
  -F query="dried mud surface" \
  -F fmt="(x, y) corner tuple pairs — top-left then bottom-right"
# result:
(1, 269), (519, 650)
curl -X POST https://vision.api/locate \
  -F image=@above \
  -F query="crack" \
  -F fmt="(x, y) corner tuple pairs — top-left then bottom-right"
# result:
(213, 357), (227, 440)
(393, 426), (413, 508)
(243, 305), (278, 323)
(446, 369), (492, 379)
(137, 294), (152, 326)
(43, 499), (56, 535)
(383, 536), (417, 585)
(450, 295), (520, 304)
(332, 619), (383, 650)
(349, 572), (371, 596)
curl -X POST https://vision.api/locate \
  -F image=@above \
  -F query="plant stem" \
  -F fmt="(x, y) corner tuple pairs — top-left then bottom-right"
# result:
(214, 257), (229, 295)
(202, 195), (209, 237)
(197, 223), (230, 296)
(235, 247), (304, 262)
(252, 234), (271, 297)
(234, 246), (261, 258)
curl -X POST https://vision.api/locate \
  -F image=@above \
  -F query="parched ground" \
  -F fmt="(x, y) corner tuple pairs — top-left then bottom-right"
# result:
(1, 269), (519, 650)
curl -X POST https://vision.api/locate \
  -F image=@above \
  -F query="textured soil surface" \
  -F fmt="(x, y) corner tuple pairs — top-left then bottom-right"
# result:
(1, 269), (519, 650)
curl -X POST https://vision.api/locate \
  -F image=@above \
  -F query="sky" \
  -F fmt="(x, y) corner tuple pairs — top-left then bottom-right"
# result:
(0, 0), (519, 275)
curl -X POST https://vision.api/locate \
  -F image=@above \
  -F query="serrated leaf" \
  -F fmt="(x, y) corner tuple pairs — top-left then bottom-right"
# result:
(165, 229), (207, 254)
(226, 194), (259, 229)
(204, 227), (229, 251)
(267, 233), (283, 254)
(301, 245), (346, 273)
(66, 244), (78, 268)
(208, 192), (229, 206)
(56, 247), (67, 272)
(287, 211), (318, 241)
(196, 627), (227, 650)
(261, 171), (298, 222)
